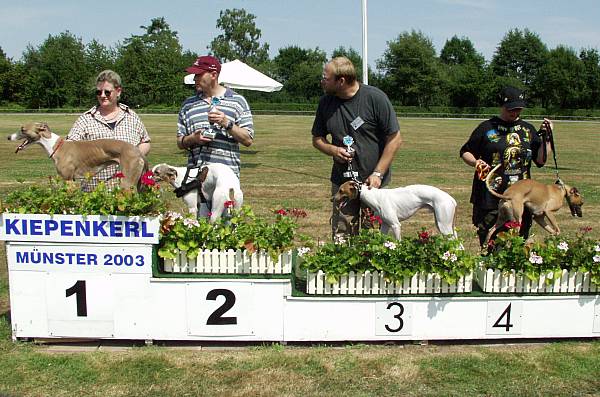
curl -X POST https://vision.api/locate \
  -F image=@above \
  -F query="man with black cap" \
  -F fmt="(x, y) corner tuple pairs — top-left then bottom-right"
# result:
(460, 86), (554, 248)
(177, 55), (254, 178)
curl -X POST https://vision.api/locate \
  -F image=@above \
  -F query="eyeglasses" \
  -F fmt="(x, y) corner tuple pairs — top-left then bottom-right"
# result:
(95, 89), (113, 97)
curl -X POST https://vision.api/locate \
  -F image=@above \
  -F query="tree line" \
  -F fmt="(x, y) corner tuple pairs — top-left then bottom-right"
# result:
(1, 9), (599, 111)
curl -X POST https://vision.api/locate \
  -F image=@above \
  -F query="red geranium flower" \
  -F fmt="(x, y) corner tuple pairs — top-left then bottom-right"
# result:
(140, 170), (156, 186)
(580, 226), (593, 234)
(224, 200), (235, 208)
(291, 208), (308, 218)
(113, 172), (125, 179)
(275, 209), (288, 216)
(418, 231), (430, 241)
(369, 215), (382, 225)
(504, 221), (521, 229)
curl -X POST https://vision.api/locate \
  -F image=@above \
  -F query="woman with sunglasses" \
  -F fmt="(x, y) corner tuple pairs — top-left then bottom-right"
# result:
(67, 69), (151, 191)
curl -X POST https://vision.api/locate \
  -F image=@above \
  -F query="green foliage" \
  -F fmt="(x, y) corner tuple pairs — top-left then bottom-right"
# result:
(209, 8), (270, 65)
(116, 17), (190, 107)
(299, 229), (476, 284)
(482, 227), (600, 284)
(1, 177), (165, 216)
(273, 45), (326, 100)
(491, 28), (548, 103)
(377, 30), (442, 107)
(157, 207), (309, 260)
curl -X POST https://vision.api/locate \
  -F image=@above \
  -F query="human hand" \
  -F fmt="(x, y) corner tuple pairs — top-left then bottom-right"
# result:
(475, 159), (490, 181)
(189, 130), (213, 146)
(365, 174), (382, 189)
(208, 108), (227, 128)
(540, 118), (554, 137)
(332, 146), (354, 164)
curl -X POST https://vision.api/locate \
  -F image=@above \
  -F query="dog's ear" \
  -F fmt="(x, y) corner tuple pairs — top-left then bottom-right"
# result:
(166, 167), (178, 181)
(569, 187), (579, 195)
(199, 166), (209, 182)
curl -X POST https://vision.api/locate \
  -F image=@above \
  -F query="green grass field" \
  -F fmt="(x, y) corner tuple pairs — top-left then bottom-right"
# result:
(0, 114), (599, 396)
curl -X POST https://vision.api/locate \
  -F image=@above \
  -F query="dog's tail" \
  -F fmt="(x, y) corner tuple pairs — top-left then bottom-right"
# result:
(484, 163), (509, 200)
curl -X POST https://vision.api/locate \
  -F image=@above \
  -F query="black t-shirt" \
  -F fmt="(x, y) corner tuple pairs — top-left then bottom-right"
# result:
(312, 84), (400, 186)
(460, 116), (544, 209)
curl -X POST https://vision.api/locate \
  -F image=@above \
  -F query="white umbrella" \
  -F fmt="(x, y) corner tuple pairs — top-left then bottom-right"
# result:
(184, 59), (283, 92)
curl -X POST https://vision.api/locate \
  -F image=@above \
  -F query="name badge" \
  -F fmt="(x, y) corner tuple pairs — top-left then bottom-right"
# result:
(350, 116), (365, 131)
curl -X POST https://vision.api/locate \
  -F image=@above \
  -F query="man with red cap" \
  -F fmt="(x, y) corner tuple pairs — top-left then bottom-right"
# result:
(177, 55), (254, 178)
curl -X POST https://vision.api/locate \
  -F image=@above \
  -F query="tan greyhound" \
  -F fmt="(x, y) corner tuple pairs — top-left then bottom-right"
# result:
(484, 163), (583, 244)
(8, 122), (146, 191)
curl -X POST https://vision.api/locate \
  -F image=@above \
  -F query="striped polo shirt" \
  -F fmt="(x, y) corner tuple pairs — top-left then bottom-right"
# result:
(177, 88), (254, 177)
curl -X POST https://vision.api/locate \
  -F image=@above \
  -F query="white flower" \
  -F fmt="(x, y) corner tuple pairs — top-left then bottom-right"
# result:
(334, 235), (346, 244)
(529, 252), (544, 264)
(384, 241), (397, 250)
(442, 251), (457, 262)
(183, 218), (199, 228)
(594, 255), (600, 263)
(166, 211), (183, 220)
(297, 247), (311, 257)
(557, 241), (569, 251)
(595, 245), (600, 253)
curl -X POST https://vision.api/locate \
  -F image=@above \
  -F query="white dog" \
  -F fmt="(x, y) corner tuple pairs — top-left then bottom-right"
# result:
(152, 163), (243, 222)
(334, 181), (457, 239)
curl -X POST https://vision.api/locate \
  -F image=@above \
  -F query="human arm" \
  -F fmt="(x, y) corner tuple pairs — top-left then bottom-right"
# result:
(365, 131), (403, 188)
(534, 118), (553, 166)
(137, 142), (151, 156)
(208, 109), (253, 147)
(312, 135), (355, 164)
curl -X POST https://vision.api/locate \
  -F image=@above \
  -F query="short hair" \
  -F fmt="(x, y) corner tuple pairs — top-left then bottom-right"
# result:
(328, 56), (357, 84)
(95, 70), (122, 88)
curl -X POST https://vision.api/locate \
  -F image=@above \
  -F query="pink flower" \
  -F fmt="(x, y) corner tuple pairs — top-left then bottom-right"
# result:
(504, 221), (521, 230)
(140, 170), (156, 186)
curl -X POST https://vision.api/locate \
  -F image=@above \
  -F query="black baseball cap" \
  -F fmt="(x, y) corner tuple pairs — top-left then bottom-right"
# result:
(499, 86), (526, 109)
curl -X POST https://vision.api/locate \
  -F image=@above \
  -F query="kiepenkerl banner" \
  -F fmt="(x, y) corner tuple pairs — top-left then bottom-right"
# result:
(0, 213), (160, 244)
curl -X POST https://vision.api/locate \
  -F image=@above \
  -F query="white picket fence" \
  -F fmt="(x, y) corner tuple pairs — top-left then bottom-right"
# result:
(306, 270), (473, 295)
(476, 268), (599, 293)
(163, 249), (293, 274)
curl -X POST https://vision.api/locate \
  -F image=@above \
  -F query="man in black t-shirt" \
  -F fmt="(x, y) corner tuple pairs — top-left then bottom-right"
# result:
(312, 56), (402, 239)
(460, 86), (554, 247)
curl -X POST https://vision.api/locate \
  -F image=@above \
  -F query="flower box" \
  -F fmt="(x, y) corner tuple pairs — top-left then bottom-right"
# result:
(163, 249), (293, 274)
(306, 270), (473, 295)
(476, 268), (599, 293)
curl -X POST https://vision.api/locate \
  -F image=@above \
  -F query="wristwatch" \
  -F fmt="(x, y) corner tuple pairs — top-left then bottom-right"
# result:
(371, 171), (383, 179)
(225, 120), (234, 131)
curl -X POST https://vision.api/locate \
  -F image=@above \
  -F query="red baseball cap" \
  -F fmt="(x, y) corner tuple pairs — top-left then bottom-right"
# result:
(186, 55), (222, 75)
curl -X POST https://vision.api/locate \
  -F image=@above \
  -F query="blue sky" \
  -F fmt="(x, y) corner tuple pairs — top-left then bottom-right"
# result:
(1, 0), (599, 67)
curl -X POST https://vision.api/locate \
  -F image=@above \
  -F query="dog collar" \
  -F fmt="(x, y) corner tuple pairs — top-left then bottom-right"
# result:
(50, 137), (65, 158)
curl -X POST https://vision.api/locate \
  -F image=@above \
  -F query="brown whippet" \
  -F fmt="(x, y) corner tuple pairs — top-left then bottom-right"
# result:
(8, 122), (147, 191)
(484, 163), (583, 244)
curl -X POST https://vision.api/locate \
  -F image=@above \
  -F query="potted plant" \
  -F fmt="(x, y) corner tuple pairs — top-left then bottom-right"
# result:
(298, 229), (476, 295)
(157, 206), (309, 275)
(477, 223), (600, 293)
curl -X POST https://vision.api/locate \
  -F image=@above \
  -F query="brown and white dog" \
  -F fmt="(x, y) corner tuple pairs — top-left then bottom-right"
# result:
(484, 163), (583, 243)
(8, 122), (146, 191)
(334, 181), (457, 239)
(152, 162), (243, 222)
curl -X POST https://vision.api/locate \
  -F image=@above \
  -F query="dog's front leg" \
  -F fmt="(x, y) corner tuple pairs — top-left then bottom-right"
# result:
(534, 213), (560, 235)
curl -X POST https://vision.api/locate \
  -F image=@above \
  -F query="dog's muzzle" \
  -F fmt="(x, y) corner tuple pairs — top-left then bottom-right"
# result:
(570, 204), (583, 217)
(335, 196), (349, 211)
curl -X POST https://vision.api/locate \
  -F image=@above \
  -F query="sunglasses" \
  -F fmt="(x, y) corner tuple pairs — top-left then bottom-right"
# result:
(95, 89), (113, 97)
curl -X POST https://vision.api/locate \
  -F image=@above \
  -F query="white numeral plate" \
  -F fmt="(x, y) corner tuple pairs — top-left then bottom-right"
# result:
(375, 301), (413, 336)
(186, 283), (254, 337)
(46, 273), (115, 337)
(486, 301), (523, 335)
